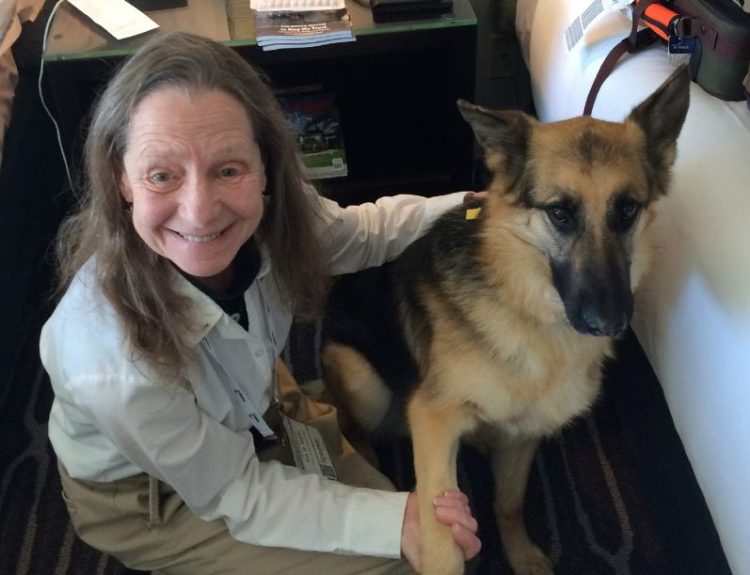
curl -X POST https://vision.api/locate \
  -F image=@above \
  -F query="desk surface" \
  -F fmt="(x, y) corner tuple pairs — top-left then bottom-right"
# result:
(44, 0), (476, 61)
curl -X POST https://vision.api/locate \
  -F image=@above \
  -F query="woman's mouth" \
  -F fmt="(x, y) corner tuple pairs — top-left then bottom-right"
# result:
(175, 228), (225, 243)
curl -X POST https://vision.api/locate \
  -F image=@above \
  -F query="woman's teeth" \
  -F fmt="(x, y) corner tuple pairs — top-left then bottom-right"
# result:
(180, 231), (221, 243)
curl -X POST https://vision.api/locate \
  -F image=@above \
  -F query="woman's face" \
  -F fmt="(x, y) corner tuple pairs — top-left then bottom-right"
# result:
(119, 86), (267, 292)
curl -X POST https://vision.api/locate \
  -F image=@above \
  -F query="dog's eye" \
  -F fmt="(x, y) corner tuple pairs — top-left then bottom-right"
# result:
(546, 205), (575, 230)
(619, 201), (639, 221)
(617, 200), (641, 224)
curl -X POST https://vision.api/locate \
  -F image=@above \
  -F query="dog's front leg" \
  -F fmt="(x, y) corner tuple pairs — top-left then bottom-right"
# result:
(490, 435), (553, 575)
(408, 388), (473, 575)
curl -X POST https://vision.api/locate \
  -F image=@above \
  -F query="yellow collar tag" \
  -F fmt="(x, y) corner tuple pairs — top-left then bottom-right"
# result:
(465, 207), (482, 220)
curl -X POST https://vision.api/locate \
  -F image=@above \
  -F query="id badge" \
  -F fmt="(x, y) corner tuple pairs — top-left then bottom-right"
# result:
(281, 414), (338, 481)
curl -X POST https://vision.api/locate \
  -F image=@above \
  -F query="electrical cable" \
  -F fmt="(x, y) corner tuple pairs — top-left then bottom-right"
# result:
(37, 0), (74, 193)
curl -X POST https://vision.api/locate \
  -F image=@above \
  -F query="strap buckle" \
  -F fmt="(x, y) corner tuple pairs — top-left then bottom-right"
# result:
(673, 16), (695, 39)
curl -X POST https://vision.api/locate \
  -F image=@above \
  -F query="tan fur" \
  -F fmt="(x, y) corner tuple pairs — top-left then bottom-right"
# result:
(323, 69), (690, 575)
(321, 343), (392, 433)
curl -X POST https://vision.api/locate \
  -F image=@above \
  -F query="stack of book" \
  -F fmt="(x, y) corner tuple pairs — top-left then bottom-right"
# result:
(277, 88), (348, 179)
(251, 0), (355, 51)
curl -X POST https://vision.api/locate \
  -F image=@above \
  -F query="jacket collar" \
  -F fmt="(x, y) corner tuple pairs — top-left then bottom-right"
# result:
(173, 242), (274, 347)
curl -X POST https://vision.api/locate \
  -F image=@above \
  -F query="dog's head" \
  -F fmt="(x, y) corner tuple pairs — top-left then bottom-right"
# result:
(458, 67), (690, 337)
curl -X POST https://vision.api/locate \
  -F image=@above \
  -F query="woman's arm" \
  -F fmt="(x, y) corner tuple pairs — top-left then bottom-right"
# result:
(315, 191), (467, 275)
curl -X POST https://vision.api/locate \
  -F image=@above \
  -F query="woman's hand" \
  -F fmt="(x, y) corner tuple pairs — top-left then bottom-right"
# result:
(463, 190), (488, 204)
(400, 489), (482, 572)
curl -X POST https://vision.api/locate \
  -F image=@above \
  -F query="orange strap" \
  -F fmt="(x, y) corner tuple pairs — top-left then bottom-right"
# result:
(636, 0), (680, 41)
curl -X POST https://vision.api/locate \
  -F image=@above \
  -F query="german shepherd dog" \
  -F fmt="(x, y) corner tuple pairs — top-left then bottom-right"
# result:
(322, 67), (690, 575)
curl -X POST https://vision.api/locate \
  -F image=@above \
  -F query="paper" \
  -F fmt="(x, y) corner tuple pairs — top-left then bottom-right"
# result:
(251, 0), (346, 12)
(281, 414), (338, 480)
(564, 0), (633, 52)
(602, 0), (633, 12)
(68, 0), (159, 40)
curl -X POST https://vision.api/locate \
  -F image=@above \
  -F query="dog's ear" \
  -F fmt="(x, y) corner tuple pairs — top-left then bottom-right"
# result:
(625, 66), (690, 191)
(457, 100), (533, 191)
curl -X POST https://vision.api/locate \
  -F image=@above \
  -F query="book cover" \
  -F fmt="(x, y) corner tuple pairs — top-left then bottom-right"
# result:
(277, 89), (348, 180)
(256, 8), (353, 48)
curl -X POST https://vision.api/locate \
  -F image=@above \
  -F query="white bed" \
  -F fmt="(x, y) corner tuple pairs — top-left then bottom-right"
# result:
(515, 1), (750, 573)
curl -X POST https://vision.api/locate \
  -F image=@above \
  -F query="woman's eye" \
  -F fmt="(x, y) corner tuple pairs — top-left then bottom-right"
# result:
(149, 171), (171, 184)
(143, 170), (181, 192)
(218, 166), (239, 178)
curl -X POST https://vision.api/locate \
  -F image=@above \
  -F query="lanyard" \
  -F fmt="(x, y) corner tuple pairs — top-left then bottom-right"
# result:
(199, 274), (284, 442)
(202, 335), (278, 440)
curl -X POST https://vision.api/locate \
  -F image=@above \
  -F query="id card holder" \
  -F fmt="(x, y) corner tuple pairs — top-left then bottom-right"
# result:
(281, 414), (338, 481)
(668, 35), (697, 67)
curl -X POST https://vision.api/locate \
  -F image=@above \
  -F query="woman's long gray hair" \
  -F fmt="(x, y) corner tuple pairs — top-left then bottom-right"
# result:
(55, 31), (328, 378)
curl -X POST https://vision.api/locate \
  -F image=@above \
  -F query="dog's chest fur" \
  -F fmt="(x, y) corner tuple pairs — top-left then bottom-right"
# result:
(421, 289), (610, 438)
(389, 205), (609, 438)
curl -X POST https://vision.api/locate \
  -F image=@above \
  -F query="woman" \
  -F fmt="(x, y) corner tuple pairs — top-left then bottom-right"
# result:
(41, 31), (480, 574)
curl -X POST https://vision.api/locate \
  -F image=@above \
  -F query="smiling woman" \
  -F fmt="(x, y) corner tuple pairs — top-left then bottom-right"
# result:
(41, 30), (480, 575)
(119, 87), (267, 293)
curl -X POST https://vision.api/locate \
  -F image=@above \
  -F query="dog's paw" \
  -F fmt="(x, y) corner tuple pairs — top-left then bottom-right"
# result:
(506, 544), (553, 575)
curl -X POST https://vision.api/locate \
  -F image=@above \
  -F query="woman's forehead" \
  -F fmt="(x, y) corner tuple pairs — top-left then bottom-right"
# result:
(125, 87), (257, 150)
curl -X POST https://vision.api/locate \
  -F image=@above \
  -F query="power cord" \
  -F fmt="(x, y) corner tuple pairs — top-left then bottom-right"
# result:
(37, 0), (74, 193)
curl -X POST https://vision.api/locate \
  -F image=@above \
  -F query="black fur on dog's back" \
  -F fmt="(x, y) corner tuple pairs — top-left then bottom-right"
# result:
(323, 260), (415, 395)
(323, 198), (486, 406)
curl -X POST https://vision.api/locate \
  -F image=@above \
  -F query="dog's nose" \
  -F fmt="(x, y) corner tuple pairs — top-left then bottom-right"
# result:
(581, 310), (628, 337)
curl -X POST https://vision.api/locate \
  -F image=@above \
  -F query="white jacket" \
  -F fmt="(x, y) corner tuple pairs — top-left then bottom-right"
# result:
(41, 192), (464, 559)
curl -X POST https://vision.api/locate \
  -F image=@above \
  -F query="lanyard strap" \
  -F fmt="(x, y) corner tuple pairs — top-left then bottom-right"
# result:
(202, 337), (278, 440)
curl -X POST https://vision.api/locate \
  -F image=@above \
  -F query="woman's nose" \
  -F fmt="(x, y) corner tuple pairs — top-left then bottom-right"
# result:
(181, 174), (220, 224)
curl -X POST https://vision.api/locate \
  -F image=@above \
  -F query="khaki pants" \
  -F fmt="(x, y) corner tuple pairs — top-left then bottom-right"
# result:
(57, 361), (414, 575)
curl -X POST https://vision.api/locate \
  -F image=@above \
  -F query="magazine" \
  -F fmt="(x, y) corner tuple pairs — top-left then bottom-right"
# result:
(277, 89), (348, 180)
(255, 8), (354, 50)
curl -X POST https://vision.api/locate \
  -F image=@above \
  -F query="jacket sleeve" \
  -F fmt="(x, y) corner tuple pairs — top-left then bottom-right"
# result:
(315, 191), (466, 275)
(62, 369), (408, 558)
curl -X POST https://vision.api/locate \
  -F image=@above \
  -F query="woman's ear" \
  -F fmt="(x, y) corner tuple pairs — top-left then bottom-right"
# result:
(116, 167), (133, 203)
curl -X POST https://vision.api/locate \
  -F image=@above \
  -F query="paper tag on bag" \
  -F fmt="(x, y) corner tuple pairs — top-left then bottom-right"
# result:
(281, 414), (338, 480)
(565, 0), (634, 51)
(602, 0), (634, 11)
(668, 35), (697, 67)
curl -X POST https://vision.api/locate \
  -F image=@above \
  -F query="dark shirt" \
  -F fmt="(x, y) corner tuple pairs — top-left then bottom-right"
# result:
(183, 239), (262, 331)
